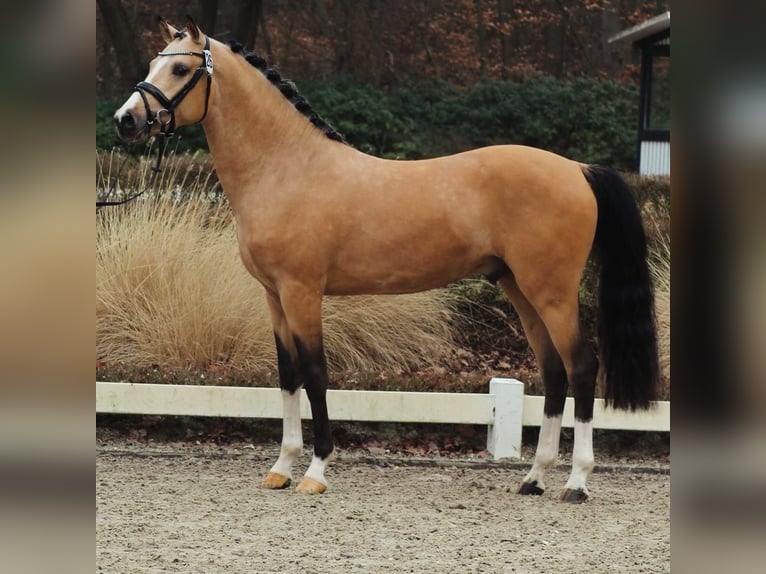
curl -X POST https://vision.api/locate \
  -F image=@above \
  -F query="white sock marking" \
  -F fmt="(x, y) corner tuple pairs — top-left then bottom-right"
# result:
(304, 453), (333, 486)
(564, 420), (595, 493)
(522, 414), (562, 490)
(269, 389), (303, 479)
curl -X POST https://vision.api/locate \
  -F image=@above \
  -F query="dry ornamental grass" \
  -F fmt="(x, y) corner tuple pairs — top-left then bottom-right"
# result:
(649, 231), (671, 378)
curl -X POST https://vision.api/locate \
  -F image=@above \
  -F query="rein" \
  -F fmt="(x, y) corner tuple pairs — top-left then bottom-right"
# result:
(97, 35), (213, 211)
(95, 135), (170, 210)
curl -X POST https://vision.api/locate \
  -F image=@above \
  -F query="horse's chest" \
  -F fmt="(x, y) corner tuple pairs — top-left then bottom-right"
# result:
(234, 226), (280, 290)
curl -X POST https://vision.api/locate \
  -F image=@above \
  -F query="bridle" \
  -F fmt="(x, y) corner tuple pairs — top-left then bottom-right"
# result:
(134, 34), (213, 136)
(97, 35), (213, 210)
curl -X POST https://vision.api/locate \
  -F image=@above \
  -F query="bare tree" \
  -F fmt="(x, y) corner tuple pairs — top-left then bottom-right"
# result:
(236, 0), (264, 51)
(476, 0), (487, 78)
(97, 0), (146, 90)
(497, 0), (513, 79)
(198, 0), (219, 36)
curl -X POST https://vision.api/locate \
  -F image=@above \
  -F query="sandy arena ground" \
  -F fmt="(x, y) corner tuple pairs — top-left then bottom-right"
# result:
(97, 443), (669, 573)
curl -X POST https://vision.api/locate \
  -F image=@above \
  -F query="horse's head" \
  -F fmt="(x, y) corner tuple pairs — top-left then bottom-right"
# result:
(114, 17), (213, 142)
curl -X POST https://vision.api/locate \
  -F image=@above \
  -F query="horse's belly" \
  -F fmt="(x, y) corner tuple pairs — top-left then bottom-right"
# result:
(324, 270), (455, 295)
(323, 212), (500, 294)
(324, 249), (500, 296)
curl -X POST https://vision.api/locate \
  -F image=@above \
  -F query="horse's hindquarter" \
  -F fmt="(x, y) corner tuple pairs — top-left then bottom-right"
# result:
(478, 146), (598, 271)
(320, 145), (597, 295)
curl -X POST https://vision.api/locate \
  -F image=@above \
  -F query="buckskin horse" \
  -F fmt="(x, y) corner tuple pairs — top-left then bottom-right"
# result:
(113, 17), (658, 502)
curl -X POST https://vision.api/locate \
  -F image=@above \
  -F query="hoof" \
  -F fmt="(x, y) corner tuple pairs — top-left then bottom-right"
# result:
(262, 472), (292, 490)
(560, 488), (589, 503)
(295, 476), (327, 494)
(518, 481), (545, 496)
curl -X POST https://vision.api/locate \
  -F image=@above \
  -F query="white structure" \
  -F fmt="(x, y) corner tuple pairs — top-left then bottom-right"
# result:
(609, 12), (670, 176)
(96, 378), (670, 460)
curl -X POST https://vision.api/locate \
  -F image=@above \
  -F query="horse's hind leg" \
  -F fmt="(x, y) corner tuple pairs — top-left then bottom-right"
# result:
(498, 276), (567, 495)
(533, 296), (599, 503)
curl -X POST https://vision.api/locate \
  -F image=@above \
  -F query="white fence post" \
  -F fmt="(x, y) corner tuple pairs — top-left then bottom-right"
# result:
(486, 378), (524, 460)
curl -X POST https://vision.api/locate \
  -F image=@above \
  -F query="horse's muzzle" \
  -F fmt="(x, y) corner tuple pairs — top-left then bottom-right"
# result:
(114, 109), (146, 142)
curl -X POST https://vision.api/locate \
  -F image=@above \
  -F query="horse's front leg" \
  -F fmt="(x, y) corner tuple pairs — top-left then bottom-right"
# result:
(262, 293), (304, 490)
(275, 283), (333, 494)
(292, 334), (333, 494)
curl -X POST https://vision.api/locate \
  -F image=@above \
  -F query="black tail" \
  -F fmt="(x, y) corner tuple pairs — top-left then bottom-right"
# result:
(583, 165), (659, 411)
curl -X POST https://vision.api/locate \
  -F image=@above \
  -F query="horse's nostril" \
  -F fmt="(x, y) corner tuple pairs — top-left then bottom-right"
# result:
(115, 111), (136, 133)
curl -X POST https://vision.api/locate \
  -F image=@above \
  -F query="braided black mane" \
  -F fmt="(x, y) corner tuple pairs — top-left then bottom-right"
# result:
(227, 41), (346, 143)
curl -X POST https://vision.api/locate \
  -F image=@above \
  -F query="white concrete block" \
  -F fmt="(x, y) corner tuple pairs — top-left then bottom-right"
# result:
(486, 378), (524, 460)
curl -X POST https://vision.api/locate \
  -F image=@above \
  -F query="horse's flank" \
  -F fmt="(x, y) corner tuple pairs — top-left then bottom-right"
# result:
(203, 38), (596, 299)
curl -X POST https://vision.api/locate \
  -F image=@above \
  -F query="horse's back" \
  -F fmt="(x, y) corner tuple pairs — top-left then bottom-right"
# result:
(367, 144), (598, 256)
(312, 144), (597, 296)
(356, 143), (594, 211)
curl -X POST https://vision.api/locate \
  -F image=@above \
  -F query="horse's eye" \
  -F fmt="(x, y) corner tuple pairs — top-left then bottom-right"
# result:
(172, 63), (190, 77)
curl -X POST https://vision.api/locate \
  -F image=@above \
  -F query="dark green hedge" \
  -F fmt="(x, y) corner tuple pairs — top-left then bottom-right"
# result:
(98, 75), (638, 169)
(301, 75), (638, 168)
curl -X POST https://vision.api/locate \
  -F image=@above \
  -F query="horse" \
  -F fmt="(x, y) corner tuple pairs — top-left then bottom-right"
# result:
(114, 17), (658, 502)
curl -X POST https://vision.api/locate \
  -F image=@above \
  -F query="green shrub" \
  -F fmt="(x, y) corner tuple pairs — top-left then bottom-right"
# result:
(96, 100), (124, 151)
(416, 76), (637, 167)
(301, 80), (419, 159)
(302, 76), (638, 168)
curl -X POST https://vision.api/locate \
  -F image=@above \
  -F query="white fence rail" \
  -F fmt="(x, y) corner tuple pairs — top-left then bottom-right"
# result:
(96, 378), (669, 460)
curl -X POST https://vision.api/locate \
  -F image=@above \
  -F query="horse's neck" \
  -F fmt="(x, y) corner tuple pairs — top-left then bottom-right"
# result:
(202, 59), (329, 207)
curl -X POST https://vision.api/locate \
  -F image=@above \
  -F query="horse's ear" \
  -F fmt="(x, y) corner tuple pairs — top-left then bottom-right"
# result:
(185, 15), (202, 44)
(158, 17), (177, 44)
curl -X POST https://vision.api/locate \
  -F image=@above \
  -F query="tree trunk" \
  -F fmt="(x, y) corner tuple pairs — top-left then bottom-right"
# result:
(601, 1), (621, 75)
(198, 0), (218, 36)
(330, 0), (355, 76)
(259, 3), (272, 58)
(364, 0), (384, 85)
(97, 0), (146, 90)
(497, 0), (513, 79)
(476, 0), (487, 79)
(236, 0), (263, 51)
